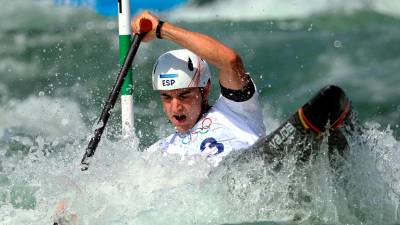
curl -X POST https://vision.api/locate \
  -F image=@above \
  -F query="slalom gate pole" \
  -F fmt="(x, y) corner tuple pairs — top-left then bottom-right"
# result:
(118, 0), (135, 139)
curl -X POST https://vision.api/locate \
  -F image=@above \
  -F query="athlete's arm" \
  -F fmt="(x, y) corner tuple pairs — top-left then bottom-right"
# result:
(131, 11), (250, 91)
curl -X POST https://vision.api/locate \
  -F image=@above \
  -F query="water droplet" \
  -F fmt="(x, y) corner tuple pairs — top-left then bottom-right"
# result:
(86, 22), (94, 30)
(307, 24), (313, 31)
(138, 130), (143, 138)
(38, 91), (45, 97)
(333, 40), (342, 48)
(61, 118), (69, 126)
(148, 101), (157, 109)
(106, 21), (115, 30)
(36, 136), (45, 150)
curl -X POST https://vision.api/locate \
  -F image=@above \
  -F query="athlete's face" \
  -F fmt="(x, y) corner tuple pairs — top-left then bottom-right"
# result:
(159, 87), (204, 133)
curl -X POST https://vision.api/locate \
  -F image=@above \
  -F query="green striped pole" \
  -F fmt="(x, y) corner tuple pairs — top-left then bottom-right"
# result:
(118, 0), (134, 138)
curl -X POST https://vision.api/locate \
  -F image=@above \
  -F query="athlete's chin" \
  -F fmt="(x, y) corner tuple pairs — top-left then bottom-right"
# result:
(175, 127), (190, 133)
(173, 124), (189, 132)
(171, 120), (191, 132)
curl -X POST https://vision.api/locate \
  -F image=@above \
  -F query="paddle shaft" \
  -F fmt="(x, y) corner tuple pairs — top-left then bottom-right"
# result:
(80, 18), (152, 170)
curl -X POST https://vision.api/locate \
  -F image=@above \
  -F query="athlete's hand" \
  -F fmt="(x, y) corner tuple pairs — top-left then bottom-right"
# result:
(131, 11), (160, 42)
(52, 201), (78, 225)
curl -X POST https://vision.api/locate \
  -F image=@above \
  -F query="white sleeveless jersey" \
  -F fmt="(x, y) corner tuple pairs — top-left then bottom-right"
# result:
(147, 91), (266, 166)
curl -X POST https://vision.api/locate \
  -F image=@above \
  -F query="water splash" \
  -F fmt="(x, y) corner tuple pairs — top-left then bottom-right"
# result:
(1, 119), (399, 225)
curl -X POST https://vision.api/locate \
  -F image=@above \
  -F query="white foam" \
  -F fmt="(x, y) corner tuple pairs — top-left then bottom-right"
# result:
(2, 119), (400, 225)
(0, 58), (40, 79)
(0, 95), (87, 140)
(315, 52), (400, 104)
(373, 1), (400, 17)
(166, 0), (400, 21)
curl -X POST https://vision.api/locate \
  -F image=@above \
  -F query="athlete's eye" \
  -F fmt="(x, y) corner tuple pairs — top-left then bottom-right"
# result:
(161, 94), (172, 101)
(177, 90), (193, 100)
(177, 94), (189, 100)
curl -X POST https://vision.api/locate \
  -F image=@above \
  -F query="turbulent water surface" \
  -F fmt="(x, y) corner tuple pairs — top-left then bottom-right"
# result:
(1, 0), (400, 224)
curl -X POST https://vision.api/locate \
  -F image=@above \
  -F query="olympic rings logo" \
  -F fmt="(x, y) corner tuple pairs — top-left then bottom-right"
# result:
(181, 117), (213, 144)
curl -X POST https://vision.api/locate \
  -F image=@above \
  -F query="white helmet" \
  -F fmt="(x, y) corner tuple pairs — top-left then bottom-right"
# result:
(152, 49), (211, 90)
